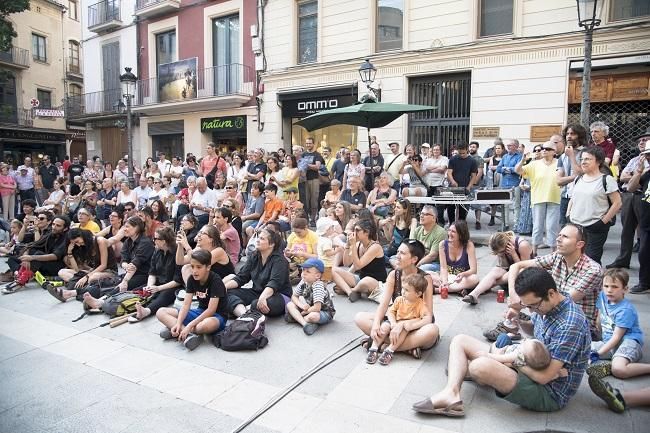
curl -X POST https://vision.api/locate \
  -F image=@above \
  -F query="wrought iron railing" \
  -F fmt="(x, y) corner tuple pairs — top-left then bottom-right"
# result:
(0, 46), (30, 67)
(0, 107), (33, 126)
(88, 0), (121, 28)
(135, 0), (176, 10)
(135, 63), (254, 106)
(66, 88), (123, 118)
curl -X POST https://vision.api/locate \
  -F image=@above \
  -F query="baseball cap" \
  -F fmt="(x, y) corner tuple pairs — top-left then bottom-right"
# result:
(316, 218), (338, 236)
(285, 186), (298, 194)
(299, 258), (325, 273)
(421, 143), (431, 148)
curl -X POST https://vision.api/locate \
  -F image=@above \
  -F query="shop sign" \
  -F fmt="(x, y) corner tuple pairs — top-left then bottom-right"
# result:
(201, 115), (246, 132)
(281, 91), (358, 118)
(0, 129), (65, 142)
(530, 125), (562, 143)
(34, 108), (65, 117)
(472, 127), (500, 138)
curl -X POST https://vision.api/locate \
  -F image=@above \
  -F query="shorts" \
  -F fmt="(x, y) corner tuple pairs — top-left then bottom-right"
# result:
(497, 371), (561, 412)
(368, 282), (386, 303)
(317, 311), (334, 324)
(419, 263), (441, 273)
(180, 308), (226, 331)
(321, 267), (333, 283)
(591, 339), (643, 363)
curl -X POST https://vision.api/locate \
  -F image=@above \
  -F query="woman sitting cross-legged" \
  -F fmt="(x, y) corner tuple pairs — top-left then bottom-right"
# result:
(355, 239), (440, 360)
(156, 249), (228, 351)
(129, 226), (181, 322)
(331, 219), (388, 303)
(429, 220), (479, 295)
(461, 231), (532, 305)
(47, 228), (118, 302)
(223, 228), (291, 317)
(176, 224), (234, 282)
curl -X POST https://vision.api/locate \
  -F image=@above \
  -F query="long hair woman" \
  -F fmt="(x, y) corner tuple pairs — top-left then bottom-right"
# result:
(176, 223), (233, 284)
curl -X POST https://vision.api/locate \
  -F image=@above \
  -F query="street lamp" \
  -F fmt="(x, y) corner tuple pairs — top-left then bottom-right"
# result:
(359, 58), (377, 100)
(576, 0), (602, 128)
(119, 67), (137, 187)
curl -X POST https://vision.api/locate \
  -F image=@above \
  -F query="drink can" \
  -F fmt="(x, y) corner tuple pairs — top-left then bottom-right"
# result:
(497, 289), (505, 303)
(440, 286), (448, 299)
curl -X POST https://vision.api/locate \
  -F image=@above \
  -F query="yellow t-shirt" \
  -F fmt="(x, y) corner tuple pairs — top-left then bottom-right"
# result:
(286, 229), (319, 264)
(78, 220), (101, 234)
(522, 159), (561, 205)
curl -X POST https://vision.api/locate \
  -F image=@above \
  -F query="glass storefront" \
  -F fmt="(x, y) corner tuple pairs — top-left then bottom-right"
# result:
(291, 120), (357, 155)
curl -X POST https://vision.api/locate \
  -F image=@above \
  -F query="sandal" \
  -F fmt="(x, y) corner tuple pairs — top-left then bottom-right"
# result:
(360, 337), (371, 352)
(482, 322), (522, 342)
(366, 348), (379, 364)
(409, 347), (422, 359)
(461, 294), (478, 305)
(47, 283), (67, 303)
(378, 349), (394, 365)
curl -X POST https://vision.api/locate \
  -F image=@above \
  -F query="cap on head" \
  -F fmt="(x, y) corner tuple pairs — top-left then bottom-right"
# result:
(299, 258), (325, 273)
(316, 218), (338, 235)
(421, 143), (430, 148)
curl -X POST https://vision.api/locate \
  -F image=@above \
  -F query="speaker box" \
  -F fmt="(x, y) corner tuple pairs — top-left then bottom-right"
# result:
(475, 189), (512, 201)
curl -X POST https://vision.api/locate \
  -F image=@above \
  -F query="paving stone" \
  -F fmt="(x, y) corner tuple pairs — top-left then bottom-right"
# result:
(0, 334), (35, 362)
(43, 332), (126, 364)
(86, 345), (180, 383)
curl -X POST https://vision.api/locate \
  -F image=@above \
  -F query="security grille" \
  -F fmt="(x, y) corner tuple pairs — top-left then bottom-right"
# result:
(568, 100), (650, 169)
(408, 73), (471, 156)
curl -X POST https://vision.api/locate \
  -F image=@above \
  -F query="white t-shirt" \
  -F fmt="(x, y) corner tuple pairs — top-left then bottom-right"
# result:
(168, 165), (183, 188)
(191, 188), (216, 216)
(424, 156), (449, 187)
(569, 174), (618, 226)
(157, 159), (172, 175)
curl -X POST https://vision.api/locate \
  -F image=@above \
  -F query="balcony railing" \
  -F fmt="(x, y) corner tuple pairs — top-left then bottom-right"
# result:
(0, 107), (33, 126)
(135, 0), (180, 18)
(135, 63), (254, 106)
(88, 0), (121, 32)
(66, 88), (123, 119)
(0, 46), (30, 68)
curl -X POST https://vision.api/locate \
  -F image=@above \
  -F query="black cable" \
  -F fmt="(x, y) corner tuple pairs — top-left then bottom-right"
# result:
(230, 334), (364, 433)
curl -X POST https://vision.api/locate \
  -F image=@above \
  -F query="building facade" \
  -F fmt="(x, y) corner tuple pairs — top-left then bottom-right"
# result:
(0, 0), (83, 165)
(255, 0), (650, 160)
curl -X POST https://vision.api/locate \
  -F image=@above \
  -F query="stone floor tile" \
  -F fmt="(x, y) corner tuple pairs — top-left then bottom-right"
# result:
(86, 345), (180, 383)
(0, 334), (35, 362)
(0, 307), (79, 347)
(206, 379), (280, 420)
(42, 332), (126, 364)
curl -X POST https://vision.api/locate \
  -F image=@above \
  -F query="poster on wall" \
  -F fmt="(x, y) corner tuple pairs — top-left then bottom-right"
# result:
(157, 58), (198, 103)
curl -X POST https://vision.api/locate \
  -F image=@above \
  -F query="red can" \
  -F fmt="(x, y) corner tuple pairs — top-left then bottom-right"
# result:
(497, 289), (505, 303)
(440, 286), (448, 299)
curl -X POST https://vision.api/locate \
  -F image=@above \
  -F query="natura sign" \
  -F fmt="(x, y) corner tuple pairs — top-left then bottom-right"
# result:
(201, 115), (246, 132)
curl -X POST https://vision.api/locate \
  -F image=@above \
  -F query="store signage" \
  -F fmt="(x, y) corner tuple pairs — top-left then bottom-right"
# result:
(34, 108), (65, 117)
(472, 127), (500, 138)
(201, 115), (246, 132)
(282, 92), (357, 118)
(530, 125), (562, 143)
(0, 129), (65, 142)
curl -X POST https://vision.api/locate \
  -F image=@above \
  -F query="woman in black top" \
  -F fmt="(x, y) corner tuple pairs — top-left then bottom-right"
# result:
(355, 239), (439, 358)
(223, 228), (291, 317)
(332, 219), (387, 303)
(117, 216), (155, 290)
(151, 199), (169, 223)
(156, 249), (228, 351)
(96, 210), (124, 261)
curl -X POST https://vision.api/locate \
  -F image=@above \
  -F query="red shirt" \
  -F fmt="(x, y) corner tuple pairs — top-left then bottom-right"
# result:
(200, 155), (227, 176)
(596, 137), (616, 161)
(63, 160), (71, 174)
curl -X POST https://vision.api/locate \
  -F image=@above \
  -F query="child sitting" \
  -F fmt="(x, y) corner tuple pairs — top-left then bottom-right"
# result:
(285, 217), (319, 285)
(285, 258), (336, 335)
(366, 273), (429, 365)
(277, 187), (303, 232)
(155, 249), (228, 351)
(316, 218), (345, 283)
(587, 268), (649, 379)
(0, 220), (22, 256)
(485, 338), (551, 370)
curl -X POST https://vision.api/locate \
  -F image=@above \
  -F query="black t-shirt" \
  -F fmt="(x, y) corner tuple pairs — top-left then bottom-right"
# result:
(340, 189), (366, 207)
(639, 171), (650, 230)
(301, 151), (325, 181)
(39, 164), (59, 189)
(68, 164), (84, 181)
(448, 155), (478, 187)
(186, 271), (228, 316)
(246, 162), (267, 193)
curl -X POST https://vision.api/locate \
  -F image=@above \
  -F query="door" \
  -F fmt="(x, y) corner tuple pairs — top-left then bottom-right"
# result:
(101, 127), (127, 165)
(212, 14), (239, 95)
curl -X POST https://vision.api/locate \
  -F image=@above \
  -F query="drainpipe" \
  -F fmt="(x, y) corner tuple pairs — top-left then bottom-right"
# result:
(256, 0), (266, 132)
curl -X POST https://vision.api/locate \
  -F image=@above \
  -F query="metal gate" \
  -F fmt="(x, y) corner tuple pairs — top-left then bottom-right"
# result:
(568, 100), (650, 170)
(408, 72), (471, 155)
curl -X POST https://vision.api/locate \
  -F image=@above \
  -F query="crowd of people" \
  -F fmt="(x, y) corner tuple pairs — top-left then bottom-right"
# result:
(0, 121), (649, 416)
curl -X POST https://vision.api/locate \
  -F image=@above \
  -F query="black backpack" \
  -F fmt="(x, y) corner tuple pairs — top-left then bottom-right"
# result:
(213, 310), (268, 351)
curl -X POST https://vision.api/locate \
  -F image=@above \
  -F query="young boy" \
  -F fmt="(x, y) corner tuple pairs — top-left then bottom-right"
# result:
(367, 273), (429, 365)
(587, 268), (649, 379)
(316, 218), (344, 283)
(156, 249), (228, 351)
(285, 258), (336, 336)
(484, 338), (551, 370)
(278, 187), (303, 232)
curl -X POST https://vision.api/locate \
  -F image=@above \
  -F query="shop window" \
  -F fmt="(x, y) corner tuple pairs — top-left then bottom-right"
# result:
(37, 89), (52, 108)
(298, 0), (317, 63)
(292, 119), (358, 155)
(376, 0), (403, 52)
(156, 30), (176, 68)
(479, 0), (513, 37)
(610, 0), (650, 21)
(32, 34), (47, 62)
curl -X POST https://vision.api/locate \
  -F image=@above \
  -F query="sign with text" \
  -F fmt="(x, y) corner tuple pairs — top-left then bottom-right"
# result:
(281, 88), (358, 118)
(530, 125), (562, 143)
(34, 108), (65, 117)
(201, 115), (246, 132)
(472, 127), (500, 139)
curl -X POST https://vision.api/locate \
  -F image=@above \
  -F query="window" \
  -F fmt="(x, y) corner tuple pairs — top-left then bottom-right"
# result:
(297, 1), (317, 63)
(156, 30), (176, 68)
(69, 41), (80, 73)
(37, 89), (52, 109)
(69, 84), (82, 98)
(32, 34), (47, 62)
(611, 0), (650, 21)
(479, 0), (513, 37)
(213, 14), (240, 95)
(376, 0), (403, 52)
(68, 0), (78, 20)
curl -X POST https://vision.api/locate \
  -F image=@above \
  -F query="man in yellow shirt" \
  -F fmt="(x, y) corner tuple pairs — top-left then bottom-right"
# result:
(516, 141), (561, 256)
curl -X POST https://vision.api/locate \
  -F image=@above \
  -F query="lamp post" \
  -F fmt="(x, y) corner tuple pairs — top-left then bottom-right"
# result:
(576, 0), (602, 128)
(119, 67), (137, 188)
(359, 58), (377, 100)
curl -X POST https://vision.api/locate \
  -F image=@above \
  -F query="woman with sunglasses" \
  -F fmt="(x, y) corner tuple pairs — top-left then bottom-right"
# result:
(380, 198), (417, 263)
(223, 179), (244, 211)
(74, 207), (101, 234)
(332, 219), (387, 302)
(514, 145), (542, 235)
(176, 224), (234, 284)
(355, 239), (439, 359)
(148, 177), (169, 204)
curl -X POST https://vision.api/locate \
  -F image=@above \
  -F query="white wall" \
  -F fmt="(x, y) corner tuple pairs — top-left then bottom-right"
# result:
(408, 0), (472, 50)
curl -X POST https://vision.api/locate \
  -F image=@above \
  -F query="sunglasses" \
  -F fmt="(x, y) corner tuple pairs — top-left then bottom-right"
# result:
(222, 204), (232, 209)
(225, 186), (234, 190)
(533, 148), (542, 153)
(38, 216), (47, 221)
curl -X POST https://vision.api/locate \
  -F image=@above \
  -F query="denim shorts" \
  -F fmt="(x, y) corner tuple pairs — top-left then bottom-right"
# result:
(180, 308), (226, 331)
(591, 339), (643, 363)
(317, 311), (333, 324)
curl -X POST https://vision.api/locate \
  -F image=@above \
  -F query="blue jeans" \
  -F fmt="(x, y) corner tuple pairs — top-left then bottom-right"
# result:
(532, 202), (560, 248)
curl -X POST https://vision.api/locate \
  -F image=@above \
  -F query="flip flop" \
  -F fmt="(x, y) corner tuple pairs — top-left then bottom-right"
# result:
(409, 347), (422, 359)
(127, 316), (141, 323)
(412, 399), (465, 417)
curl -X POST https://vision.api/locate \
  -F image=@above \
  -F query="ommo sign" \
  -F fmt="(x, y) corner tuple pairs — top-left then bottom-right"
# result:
(297, 99), (338, 112)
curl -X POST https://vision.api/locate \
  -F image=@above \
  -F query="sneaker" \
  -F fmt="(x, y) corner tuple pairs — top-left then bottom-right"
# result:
(588, 375), (626, 413)
(183, 333), (202, 351)
(1, 282), (20, 295)
(159, 328), (174, 340)
(629, 285), (649, 294)
(366, 348), (379, 364)
(303, 323), (319, 335)
(482, 321), (522, 342)
(587, 360), (612, 379)
(605, 262), (629, 269)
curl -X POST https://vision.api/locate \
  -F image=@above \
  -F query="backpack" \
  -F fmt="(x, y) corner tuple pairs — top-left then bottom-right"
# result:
(574, 174), (617, 225)
(213, 310), (268, 351)
(101, 292), (147, 317)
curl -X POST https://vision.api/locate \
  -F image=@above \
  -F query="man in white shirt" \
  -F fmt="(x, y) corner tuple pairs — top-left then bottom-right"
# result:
(190, 177), (216, 226)
(168, 156), (184, 192)
(157, 152), (172, 176)
(383, 142), (406, 191)
(133, 177), (152, 209)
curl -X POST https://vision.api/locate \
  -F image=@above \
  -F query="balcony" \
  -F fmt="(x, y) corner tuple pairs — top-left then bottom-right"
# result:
(134, 0), (180, 19)
(66, 88), (123, 121)
(0, 46), (30, 69)
(0, 107), (33, 127)
(88, 0), (122, 33)
(67, 63), (83, 81)
(133, 63), (254, 115)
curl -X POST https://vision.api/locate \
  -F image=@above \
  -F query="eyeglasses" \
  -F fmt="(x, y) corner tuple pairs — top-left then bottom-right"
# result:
(420, 212), (433, 217)
(533, 148), (542, 153)
(225, 186), (234, 190)
(222, 204), (232, 209)
(519, 298), (544, 310)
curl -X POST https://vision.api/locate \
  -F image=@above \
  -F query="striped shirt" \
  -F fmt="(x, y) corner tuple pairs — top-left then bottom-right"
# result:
(535, 252), (602, 334)
(294, 280), (336, 316)
(532, 297), (591, 408)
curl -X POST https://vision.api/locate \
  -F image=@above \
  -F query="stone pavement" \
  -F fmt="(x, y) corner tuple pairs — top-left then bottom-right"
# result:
(1, 222), (649, 433)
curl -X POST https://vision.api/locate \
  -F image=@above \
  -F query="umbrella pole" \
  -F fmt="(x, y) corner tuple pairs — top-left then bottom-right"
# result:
(368, 127), (375, 191)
